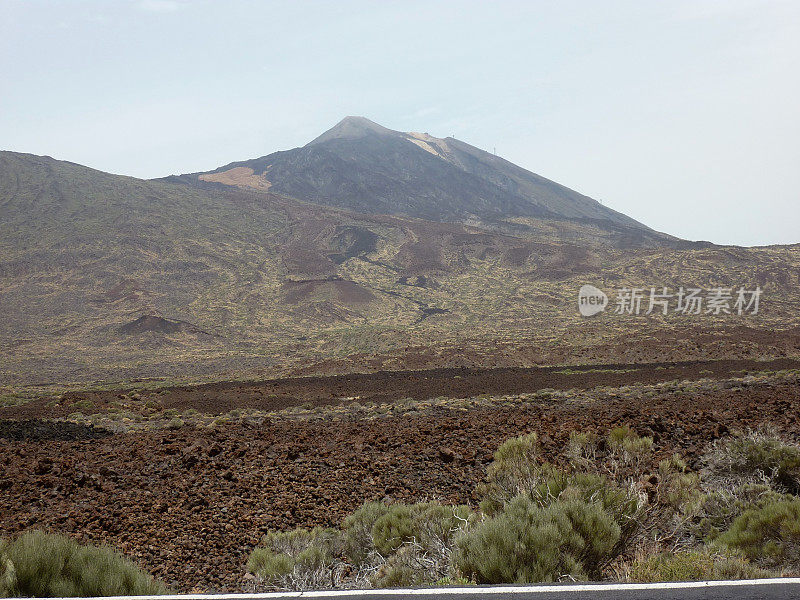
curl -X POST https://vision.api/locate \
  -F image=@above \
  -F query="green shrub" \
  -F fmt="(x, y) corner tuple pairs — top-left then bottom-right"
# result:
(531, 471), (641, 528)
(702, 427), (800, 494)
(372, 545), (427, 588)
(566, 427), (654, 483)
(247, 526), (341, 590)
(477, 433), (542, 516)
(372, 504), (419, 556)
(607, 427), (654, 472)
(342, 502), (390, 567)
(627, 549), (770, 582)
(474, 429), (643, 564)
(342, 500), (474, 570)
(477, 429), (648, 519)
(371, 503), (475, 587)
(166, 417), (184, 430)
(691, 484), (793, 541)
(409, 503), (474, 554)
(371, 502), (474, 557)
(658, 455), (703, 511)
(372, 515), (479, 587)
(0, 531), (165, 597)
(607, 426), (636, 448)
(246, 550), (294, 580)
(716, 498), (800, 567)
(243, 428), (800, 590)
(565, 431), (600, 472)
(482, 461), (641, 556)
(629, 550), (713, 582)
(453, 495), (620, 583)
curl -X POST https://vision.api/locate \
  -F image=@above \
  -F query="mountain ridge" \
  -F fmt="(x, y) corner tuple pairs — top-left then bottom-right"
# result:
(2, 144), (798, 388)
(165, 116), (660, 239)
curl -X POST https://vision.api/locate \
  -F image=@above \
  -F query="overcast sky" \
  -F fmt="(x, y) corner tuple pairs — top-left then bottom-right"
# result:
(1, 0), (798, 246)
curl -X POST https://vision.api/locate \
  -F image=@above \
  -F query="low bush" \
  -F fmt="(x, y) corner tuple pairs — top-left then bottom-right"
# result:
(0, 531), (165, 598)
(702, 427), (800, 494)
(691, 484), (793, 541)
(530, 471), (642, 534)
(565, 431), (600, 472)
(409, 503), (473, 553)
(372, 544), (430, 588)
(453, 495), (620, 583)
(566, 427), (654, 483)
(657, 454), (703, 511)
(372, 504), (419, 556)
(249, 501), (474, 591)
(478, 431), (644, 522)
(367, 502), (474, 586)
(607, 426), (654, 475)
(246, 550), (293, 581)
(370, 505), (478, 588)
(477, 432), (542, 516)
(342, 502), (390, 567)
(247, 527), (341, 590)
(716, 498), (800, 568)
(653, 430), (800, 548)
(244, 427), (800, 590)
(608, 426), (653, 456)
(627, 549), (770, 582)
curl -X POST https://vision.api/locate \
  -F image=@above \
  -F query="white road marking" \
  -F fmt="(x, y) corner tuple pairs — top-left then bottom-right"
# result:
(21, 577), (800, 600)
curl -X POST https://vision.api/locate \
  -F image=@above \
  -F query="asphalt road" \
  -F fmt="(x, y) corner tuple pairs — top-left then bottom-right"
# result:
(35, 579), (800, 600)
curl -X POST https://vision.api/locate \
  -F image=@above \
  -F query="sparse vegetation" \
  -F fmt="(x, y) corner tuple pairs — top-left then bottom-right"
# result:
(247, 527), (342, 590)
(702, 426), (800, 494)
(246, 426), (800, 590)
(7, 368), (800, 592)
(716, 499), (800, 568)
(166, 417), (184, 430)
(626, 550), (770, 582)
(0, 531), (166, 597)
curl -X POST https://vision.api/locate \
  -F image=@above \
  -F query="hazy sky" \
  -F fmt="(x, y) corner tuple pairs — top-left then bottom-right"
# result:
(2, 1), (798, 246)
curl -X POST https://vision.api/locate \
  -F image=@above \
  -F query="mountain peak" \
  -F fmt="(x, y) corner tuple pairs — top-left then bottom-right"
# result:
(182, 117), (656, 234)
(306, 116), (398, 146)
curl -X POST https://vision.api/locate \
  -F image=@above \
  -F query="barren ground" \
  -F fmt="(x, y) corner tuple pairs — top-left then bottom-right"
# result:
(1, 359), (800, 591)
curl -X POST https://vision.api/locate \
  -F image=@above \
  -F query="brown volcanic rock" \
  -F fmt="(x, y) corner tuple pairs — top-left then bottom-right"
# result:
(1, 371), (799, 591)
(3, 358), (799, 421)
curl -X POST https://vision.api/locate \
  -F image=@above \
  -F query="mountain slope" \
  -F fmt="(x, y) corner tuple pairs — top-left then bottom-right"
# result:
(1, 150), (798, 388)
(169, 116), (655, 236)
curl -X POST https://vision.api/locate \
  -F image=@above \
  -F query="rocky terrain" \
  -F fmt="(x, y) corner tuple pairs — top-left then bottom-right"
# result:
(2, 140), (799, 389)
(2, 117), (800, 592)
(1, 360), (799, 591)
(172, 116), (653, 230)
